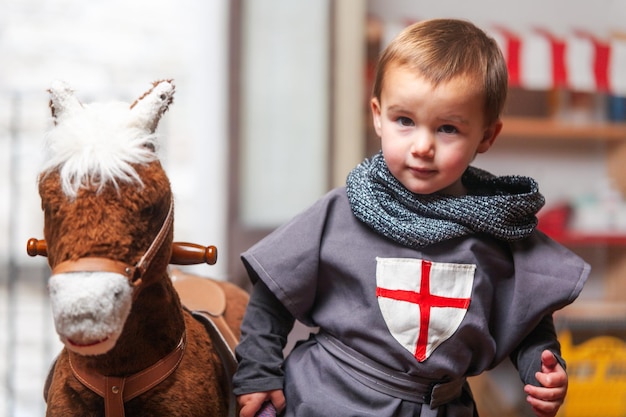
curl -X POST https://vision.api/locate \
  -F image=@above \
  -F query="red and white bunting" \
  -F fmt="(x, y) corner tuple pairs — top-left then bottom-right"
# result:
(489, 26), (626, 95)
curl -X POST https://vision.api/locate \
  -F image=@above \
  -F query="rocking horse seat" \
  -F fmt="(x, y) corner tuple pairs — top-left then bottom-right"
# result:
(171, 269), (240, 417)
(171, 268), (239, 354)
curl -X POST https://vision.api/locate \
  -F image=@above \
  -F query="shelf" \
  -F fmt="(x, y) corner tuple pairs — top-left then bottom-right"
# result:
(555, 301), (626, 322)
(540, 229), (626, 246)
(538, 206), (626, 246)
(501, 116), (626, 142)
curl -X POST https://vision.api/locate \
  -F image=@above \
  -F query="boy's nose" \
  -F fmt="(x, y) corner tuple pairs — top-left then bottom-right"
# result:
(410, 131), (435, 158)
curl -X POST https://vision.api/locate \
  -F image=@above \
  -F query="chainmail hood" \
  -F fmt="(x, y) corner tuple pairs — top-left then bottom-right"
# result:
(346, 152), (545, 248)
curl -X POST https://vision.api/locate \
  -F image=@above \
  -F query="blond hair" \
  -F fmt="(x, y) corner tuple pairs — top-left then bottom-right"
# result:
(372, 19), (508, 125)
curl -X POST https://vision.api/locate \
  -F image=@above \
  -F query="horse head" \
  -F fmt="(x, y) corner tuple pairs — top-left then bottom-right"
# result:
(39, 80), (177, 357)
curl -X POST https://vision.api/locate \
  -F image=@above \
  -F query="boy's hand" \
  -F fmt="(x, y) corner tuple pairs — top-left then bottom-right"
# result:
(524, 350), (568, 417)
(238, 390), (286, 417)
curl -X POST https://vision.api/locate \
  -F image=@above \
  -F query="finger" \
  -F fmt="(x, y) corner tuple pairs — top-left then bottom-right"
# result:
(541, 350), (558, 372)
(526, 394), (562, 417)
(240, 403), (260, 417)
(238, 395), (268, 417)
(269, 390), (287, 413)
(534, 368), (567, 389)
(525, 384), (566, 402)
(526, 393), (564, 417)
(530, 404), (557, 417)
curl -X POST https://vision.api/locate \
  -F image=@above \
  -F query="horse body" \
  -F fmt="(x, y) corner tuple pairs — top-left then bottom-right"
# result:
(37, 80), (247, 416)
(45, 314), (229, 416)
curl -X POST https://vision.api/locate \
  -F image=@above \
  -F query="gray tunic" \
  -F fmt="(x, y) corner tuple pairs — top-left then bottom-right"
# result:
(234, 187), (589, 416)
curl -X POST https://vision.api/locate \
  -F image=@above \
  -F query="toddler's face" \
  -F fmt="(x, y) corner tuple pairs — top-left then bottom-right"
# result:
(371, 64), (501, 196)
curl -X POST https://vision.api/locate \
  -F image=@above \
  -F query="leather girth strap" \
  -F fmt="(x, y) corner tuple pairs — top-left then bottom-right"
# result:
(191, 311), (238, 417)
(171, 268), (239, 417)
(68, 334), (186, 417)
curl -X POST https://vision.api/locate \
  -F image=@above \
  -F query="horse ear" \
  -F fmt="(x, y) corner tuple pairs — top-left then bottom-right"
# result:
(48, 81), (83, 125)
(129, 80), (175, 133)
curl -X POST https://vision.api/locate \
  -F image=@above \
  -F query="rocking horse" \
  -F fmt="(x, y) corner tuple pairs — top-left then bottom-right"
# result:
(28, 80), (250, 417)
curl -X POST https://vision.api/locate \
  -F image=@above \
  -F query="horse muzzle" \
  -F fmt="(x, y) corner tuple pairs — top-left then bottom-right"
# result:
(48, 270), (134, 356)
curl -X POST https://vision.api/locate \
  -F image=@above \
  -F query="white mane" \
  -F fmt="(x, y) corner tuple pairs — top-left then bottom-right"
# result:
(42, 101), (159, 198)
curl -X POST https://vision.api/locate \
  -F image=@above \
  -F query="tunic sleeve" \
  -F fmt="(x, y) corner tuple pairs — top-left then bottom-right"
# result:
(233, 280), (295, 395)
(489, 231), (590, 364)
(240, 190), (340, 325)
(510, 314), (564, 386)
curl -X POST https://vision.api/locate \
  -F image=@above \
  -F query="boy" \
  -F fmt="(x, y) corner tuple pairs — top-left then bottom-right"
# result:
(233, 19), (589, 417)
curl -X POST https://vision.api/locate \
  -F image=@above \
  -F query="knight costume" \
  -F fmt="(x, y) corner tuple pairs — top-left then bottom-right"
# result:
(233, 153), (589, 416)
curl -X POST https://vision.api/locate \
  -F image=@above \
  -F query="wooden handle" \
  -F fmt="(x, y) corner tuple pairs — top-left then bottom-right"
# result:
(170, 242), (217, 265)
(27, 238), (48, 257)
(26, 238), (217, 265)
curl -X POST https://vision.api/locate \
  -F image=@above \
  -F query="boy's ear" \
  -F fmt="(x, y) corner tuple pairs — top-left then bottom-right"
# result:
(371, 97), (382, 137)
(477, 120), (502, 154)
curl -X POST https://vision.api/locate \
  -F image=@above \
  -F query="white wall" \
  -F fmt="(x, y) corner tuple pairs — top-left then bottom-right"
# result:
(239, 0), (331, 228)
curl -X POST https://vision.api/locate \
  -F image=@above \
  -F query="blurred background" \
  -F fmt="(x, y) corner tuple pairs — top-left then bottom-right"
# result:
(1, 0), (625, 416)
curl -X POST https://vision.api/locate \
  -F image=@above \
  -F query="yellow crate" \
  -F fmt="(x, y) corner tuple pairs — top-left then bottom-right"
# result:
(558, 331), (626, 417)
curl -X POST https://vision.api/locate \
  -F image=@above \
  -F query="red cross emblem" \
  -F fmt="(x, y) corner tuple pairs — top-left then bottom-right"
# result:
(376, 258), (475, 362)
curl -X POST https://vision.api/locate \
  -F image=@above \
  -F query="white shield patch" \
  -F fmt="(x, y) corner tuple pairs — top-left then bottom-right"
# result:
(376, 257), (475, 362)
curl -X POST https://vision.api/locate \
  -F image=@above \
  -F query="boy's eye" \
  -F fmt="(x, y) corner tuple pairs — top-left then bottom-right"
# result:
(397, 117), (414, 127)
(438, 124), (458, 134)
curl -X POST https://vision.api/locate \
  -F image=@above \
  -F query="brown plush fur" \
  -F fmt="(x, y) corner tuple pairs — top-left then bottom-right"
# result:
(39, 157), (248, 416)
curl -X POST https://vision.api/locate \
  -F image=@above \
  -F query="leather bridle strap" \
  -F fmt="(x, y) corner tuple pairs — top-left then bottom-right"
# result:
(52, 257), (131, 277)
(133, 196), (174, 280)
(68, 333), (186, 417)
(51, 196), (174, 284)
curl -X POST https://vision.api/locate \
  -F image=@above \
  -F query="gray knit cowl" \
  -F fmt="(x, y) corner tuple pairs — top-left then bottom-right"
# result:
(346, 152), (545, 248)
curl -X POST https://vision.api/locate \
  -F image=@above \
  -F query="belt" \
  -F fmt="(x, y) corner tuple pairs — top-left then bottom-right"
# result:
(315, 332), (466, 414)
